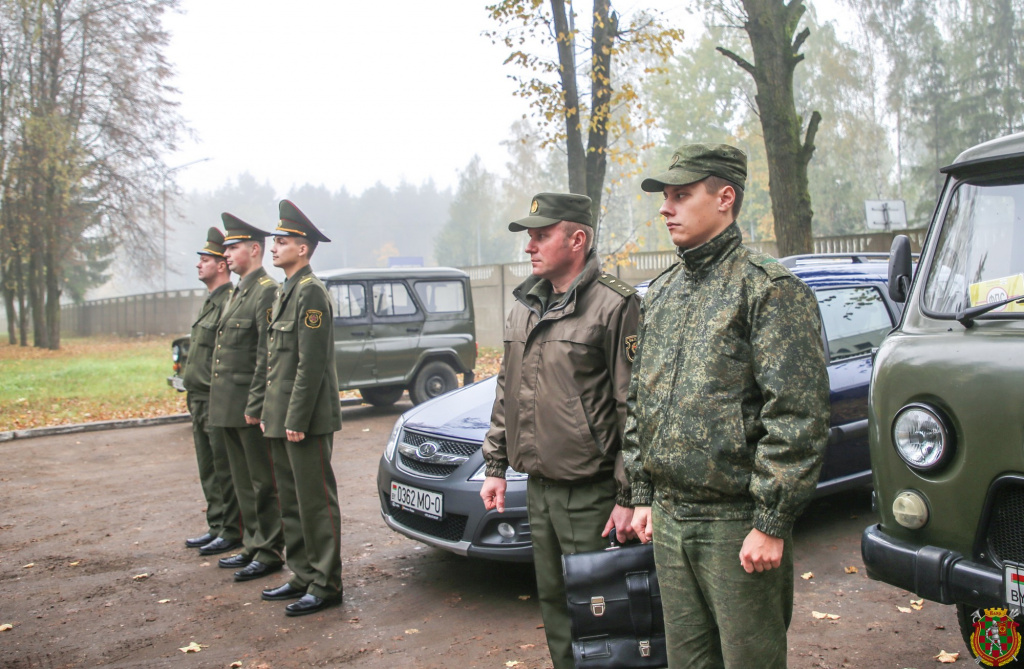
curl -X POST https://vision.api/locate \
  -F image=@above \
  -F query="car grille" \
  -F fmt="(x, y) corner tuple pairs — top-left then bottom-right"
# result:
(397, 429), (481, 479)
(987, 482), (1024, 565)
(387, 502), (468, 543)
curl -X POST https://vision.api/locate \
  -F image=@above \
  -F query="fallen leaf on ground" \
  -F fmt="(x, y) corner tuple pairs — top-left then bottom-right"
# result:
(22, 563), (34, 569)
(0, 624), (13, 631)
(845, 566), (858, 574)
(801, 572), (813, 580)
(519, 595), (531, 600)
(69, 561), (80, 567)
(404, 629), (419, 634)
(897, 606), (912, 613)
(178, 642), (202, 653)
(811, 611), (840, 620)
(911, 600), (924, 611)
(361, 428), (369, 432)
(505, 662), (522, 667)
(132, 573), (149, 580)
(935, 649), (959, 663)
(519, 644), (535, 649)
(230, 663), (242, 668)
(157, 599), (170, 604)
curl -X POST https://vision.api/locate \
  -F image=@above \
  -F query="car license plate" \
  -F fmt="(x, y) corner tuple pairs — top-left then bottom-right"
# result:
(1004, 562), (1024, 612)
(391, 481), (443, 520)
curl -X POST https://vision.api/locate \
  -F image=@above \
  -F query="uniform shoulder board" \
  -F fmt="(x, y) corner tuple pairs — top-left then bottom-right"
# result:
(299, 276), (314, 285)
(747, 253), (793, 282)
(258, 276), (275, 286)
(597, 273), (637, 298)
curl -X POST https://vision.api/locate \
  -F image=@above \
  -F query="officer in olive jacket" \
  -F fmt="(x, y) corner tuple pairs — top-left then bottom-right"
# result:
(481, 193), (641, 669)
(256, 200), (343, 617)
(208, 213), (285, 582)
(182, 227), (241, 556)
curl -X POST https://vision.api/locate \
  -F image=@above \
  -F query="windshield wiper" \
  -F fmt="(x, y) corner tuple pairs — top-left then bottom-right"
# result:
(956, 295), (1024, 328)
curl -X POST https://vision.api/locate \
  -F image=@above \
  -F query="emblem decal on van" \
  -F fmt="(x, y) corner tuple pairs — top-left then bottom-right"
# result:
(970, 607), (1021, 666)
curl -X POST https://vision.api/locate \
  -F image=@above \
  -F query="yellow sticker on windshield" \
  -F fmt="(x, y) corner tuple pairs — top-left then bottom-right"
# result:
(969, 274), (1024, 313)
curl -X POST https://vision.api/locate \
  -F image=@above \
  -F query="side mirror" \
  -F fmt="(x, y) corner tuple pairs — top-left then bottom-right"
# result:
(888, 235), (913, 303)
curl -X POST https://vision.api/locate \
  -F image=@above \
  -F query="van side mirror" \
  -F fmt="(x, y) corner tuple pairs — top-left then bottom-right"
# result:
(888, 235), (913, 303)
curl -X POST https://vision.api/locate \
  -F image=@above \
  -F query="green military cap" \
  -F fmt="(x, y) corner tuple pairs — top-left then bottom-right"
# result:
(641, 143), (747, 192)
(273, 199), (331, 243)
(221, 213), (271, 246)
(509, 192), (592, 231)
(198, 227), (227, 257)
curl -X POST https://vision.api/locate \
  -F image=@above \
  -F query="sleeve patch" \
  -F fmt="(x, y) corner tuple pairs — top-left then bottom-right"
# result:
(624, 334), (638, 363)
(304, 309), (323, 328)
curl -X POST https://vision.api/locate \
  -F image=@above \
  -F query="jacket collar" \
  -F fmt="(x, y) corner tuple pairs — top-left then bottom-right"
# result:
(514, 250), (601, 318)
(236, 265), (268, 293)
(677, 222), (742, 278)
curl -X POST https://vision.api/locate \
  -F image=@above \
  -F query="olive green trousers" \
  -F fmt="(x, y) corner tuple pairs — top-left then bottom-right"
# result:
(187, 393), (240, 543)
(527, 476), (616, 669)
(220, 424), (284, 566)
(269, 433), (342, 599)
(652, 504), (793, 669)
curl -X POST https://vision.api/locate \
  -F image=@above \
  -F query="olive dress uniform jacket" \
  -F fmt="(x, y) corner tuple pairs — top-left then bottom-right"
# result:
(208, 268), (278, 427)
(482, 252), (640, 505)
(182, 282), (233, 399)
(259, 264), (341, 438)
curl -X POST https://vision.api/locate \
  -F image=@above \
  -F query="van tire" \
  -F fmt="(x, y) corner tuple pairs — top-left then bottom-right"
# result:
(409, 361), (458, 405)
(360, 386), (404, 407)
(956, 602), (1023, 666)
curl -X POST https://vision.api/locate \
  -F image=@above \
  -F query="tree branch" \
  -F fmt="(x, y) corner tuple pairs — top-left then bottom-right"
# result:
(716, 46), (755, 77)
(802, 110), (822, 163)
(792, 26), (810, 55)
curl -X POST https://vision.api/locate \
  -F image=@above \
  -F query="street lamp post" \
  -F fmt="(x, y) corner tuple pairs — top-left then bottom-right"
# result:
(162, 157), (211, 292)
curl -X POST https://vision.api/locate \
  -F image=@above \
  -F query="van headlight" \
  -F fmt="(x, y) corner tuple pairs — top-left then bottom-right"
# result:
(470, 464), (529, 482)
(892, 403), (955, 472)
(384, 417), (405, 462)
(172, 344), (182, 362)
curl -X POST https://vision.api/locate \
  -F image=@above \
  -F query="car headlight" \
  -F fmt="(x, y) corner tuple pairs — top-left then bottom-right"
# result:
(384, 416), (406, 462)
(892, 403), (955, 472)
(469, 464), (529, 482)
(172, 344), (181, 362)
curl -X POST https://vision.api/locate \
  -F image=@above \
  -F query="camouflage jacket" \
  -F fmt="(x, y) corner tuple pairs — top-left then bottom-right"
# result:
(182, 281), (233, 399)
(482, 252), (641, 506)
(622, 223), (829, 537)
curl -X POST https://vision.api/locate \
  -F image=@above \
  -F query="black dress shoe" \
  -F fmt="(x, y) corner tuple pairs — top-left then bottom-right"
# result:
(234, 560), (282, 582)
(285, 593), (341, 617)
(185, 532), (215, 548)
(261, 582), (305, 601)
(198, 537), (242, 556)
(218, 553), (252, 569)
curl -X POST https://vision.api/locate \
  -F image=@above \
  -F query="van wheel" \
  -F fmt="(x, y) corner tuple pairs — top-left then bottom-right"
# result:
(956, 602), (1024, 666)
(409, 361), (458, 405)
(359, 386), (404, 407)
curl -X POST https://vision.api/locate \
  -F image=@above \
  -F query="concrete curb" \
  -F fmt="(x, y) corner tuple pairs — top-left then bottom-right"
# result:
(0, 413), (192, 443)
(0, 397), (371, 443)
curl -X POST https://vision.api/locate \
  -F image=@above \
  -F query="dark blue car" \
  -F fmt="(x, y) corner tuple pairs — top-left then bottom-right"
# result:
(377, 254), (904, 561)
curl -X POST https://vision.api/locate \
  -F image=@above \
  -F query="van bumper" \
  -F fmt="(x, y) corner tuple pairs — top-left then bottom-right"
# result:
(861, 523), (1003, 608)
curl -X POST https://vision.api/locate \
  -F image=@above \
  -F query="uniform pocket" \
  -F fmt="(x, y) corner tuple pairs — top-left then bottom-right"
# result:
(194, 322), (217, 347)
(270, 320), (295, 351)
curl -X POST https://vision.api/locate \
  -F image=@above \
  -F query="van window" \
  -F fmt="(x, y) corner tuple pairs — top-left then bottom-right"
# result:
(332, 283), (366, 319)
(922, 180), (1024, 316)
(373, 282), (418, 317)
(816, 286), (894, 361)
(414, 280), (466, 313)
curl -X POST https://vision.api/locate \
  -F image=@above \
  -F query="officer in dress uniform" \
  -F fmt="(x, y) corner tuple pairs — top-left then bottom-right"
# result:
(207, 214), (285, 582)
(182, 227), (242, 556)
(256, 200), (343, 616)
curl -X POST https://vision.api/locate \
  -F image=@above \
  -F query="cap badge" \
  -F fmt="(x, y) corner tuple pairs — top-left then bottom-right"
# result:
(530, 199), (539, 213)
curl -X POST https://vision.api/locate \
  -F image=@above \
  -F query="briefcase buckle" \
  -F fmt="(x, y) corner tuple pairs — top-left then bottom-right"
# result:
(639, 640), (651, 657)
(590, 596), (605, 616)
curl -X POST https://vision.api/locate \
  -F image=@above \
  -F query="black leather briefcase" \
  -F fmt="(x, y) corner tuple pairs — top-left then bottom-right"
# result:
(562, 532), (666, 668)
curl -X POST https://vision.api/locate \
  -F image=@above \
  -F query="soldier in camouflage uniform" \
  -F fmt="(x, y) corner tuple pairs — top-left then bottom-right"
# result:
(182, 228), (242, 557)
(481, 192), (641, 669)
(623, 144), (830, 668)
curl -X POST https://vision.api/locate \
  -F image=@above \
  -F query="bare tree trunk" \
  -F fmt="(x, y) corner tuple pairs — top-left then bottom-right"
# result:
(718, 0), (821, 257)
(586, 0), (616, 242)
(550, 0), (586, 196)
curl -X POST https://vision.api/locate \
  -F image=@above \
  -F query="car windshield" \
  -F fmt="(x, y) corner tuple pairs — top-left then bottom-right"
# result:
(922, 178), (1024, 317)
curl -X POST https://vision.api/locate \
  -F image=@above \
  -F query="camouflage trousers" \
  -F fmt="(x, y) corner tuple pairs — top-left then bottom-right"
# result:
(652, 503), (793, 669)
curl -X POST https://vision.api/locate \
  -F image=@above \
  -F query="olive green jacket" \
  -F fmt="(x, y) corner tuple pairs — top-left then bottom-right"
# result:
(482, 252), (641, 506)
(622, 223), (829, 537)
(208, 267), (278, 428)
(257, 264), (341, 439)
(182, 282), (233, 399)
